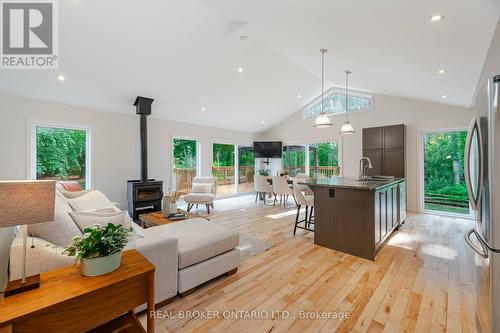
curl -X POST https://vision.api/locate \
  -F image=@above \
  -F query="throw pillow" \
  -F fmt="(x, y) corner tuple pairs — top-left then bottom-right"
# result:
(192, 183), (212, 194)
(60, 188), (94, 199)
(69, 210), (145, 239)
(69, 210), (130, 233)
(67, 190), (115, 212)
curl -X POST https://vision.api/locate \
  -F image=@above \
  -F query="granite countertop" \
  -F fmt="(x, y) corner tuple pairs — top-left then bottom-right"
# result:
(299, 176), (404, 191)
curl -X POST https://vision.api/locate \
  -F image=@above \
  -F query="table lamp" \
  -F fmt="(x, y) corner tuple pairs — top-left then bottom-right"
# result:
(0, 180), (55, 296)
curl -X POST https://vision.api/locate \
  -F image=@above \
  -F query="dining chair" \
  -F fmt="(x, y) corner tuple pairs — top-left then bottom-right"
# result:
(271, 176), (294, 208)
(292, 181), (314, 235)
(254, 175), (273, 204)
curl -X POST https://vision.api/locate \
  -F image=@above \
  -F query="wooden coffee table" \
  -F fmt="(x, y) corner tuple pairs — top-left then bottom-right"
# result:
(139, 211), (208, 228)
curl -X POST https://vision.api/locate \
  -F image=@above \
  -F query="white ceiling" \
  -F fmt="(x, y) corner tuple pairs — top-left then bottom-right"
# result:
(0, 0), (499, 133)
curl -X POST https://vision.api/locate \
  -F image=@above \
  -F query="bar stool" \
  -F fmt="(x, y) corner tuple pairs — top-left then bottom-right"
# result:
(292, 182), (314, 235)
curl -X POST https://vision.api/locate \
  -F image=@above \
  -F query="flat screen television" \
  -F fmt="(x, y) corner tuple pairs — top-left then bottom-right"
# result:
(253, 141), (282, 158)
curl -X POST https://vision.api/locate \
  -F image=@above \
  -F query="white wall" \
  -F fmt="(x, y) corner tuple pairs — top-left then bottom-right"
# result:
(475, 17), (500, 98)
(0, 93), (253, 208)
(256, 94), (473, 212)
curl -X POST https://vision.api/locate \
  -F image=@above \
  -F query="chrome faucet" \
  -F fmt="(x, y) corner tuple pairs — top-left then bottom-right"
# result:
(359, 157), (373, 180)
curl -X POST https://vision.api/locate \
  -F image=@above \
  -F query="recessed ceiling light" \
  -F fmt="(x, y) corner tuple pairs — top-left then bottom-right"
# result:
(261, 120), (266, 124)
(239, 35), (248, 41)
(430, 15), (444, 22)
(57, 75), (65, 81)
(297, 94), (302, 99)
(437, 69), (447, 75)
(201, 107), (206, 112)
(442, 95), (448, 99)
(237, 67), (243, 73)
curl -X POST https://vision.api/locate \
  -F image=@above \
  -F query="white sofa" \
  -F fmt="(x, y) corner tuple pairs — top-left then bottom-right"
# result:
(9, 189), (239, 306)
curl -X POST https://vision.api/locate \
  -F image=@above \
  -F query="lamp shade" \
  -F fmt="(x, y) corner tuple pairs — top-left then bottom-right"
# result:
(340, 121), (356, 135)
(0, 180), (55, 228)
(313, 113), (332, 128)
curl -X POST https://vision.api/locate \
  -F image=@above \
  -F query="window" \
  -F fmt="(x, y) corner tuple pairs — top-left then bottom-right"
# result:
(212, 143), (236, 197)
(33, 124), (91, 189)
(282, 145), (306, 176)
(303, 87), (372, 120)
(309, 142), (340, 178)
(238, 146), (255, 193)
(172, 138), (198, 196)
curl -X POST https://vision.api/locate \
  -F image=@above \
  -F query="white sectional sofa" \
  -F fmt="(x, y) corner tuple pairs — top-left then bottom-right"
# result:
(9, 189), (240, 306)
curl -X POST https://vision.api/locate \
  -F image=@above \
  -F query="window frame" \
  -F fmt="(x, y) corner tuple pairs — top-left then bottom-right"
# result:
(170, 135), (201, 193)
(302, 87), (374, 120)
(28, 121), (93, 189)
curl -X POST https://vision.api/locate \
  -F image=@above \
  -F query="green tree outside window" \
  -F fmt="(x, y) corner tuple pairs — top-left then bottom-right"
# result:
(36, 127), (87, 189)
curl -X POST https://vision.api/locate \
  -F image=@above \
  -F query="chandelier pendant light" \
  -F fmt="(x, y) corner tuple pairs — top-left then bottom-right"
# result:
(340, 70), (355, 134)
(313, 49), (332, 128)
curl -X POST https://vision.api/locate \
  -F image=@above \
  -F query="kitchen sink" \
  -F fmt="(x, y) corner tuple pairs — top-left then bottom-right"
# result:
(357, 175), (395, 181)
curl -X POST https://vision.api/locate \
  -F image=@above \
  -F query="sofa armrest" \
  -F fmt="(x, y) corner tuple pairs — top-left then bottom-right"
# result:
(9, 237), (74, 281)
(131, 227), (179, 305)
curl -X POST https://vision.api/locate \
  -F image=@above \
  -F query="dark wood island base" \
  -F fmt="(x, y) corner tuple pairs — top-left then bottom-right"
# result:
(301, 177), (406, 261)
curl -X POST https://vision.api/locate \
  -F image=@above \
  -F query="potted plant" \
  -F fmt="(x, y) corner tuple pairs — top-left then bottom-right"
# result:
(258, 169), (270, 176)
(64, 223), (131, 276)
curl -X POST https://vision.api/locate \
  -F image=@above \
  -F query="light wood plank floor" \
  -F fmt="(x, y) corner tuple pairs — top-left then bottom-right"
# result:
(140, 195), (478, 333)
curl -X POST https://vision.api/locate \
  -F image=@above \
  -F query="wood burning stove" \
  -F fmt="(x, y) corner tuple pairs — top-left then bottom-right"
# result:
(127, 96), (163, 222)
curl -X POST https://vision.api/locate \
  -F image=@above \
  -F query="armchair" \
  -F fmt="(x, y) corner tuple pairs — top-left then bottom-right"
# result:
(184, 177), (217, 214)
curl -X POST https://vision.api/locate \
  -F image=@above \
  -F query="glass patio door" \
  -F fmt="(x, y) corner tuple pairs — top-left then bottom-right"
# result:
(422, 130), (472, 216)
(282, 145), (306, 176)
(172, 138), (198, 197)
(308, 142), (340, 178)
(212, 143), (236, 197)
(238, 146), (255, 194)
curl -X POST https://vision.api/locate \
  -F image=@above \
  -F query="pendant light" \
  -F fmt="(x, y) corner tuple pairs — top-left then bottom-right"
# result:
(340, 70), (355, 134)
(313, 49), (332, 128)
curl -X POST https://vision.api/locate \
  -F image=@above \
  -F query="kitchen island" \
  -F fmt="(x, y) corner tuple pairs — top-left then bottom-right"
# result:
(300, 177), (406, 261)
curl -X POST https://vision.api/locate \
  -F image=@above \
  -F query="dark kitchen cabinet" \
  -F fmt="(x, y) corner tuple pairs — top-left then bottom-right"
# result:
(363, 150), (383, 176)
(374, 182), (401, 250)
(363, 124), (406, 178)
(398, 181), (407, 223)
(383, 150), (404, 180)
(363, 127), (382, 150)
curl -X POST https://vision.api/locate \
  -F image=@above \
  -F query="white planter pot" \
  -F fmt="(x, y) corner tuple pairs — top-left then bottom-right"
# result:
(81, 251), (122, 276)
(163, 201), (178, 217)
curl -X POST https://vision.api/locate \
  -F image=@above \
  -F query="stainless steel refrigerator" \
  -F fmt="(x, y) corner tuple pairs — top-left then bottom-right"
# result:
(464, 74), (500, 333)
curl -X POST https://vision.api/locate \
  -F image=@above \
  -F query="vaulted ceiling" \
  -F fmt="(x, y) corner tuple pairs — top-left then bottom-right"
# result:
(0, 0), (498, 132)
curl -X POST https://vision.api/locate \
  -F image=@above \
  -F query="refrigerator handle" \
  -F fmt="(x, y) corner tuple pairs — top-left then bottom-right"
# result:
(464, 117), (483, 210)
(464, 229), (489, 258)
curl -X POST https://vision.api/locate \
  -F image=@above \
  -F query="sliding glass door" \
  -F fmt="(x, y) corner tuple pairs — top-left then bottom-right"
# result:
(422, 130), (471, 216)
(212, 143), (236, 197)
(172, 138), (198, 196)
(238, 146), (255, 193)
(282, 145), (306, 176)
(309, 142), (340, 178)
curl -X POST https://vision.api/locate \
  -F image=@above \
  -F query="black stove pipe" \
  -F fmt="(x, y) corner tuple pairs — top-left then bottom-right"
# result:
(133, 96), (154, 183)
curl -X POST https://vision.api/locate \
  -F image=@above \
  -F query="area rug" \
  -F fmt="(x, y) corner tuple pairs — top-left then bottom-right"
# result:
(237, 233), (274, 261)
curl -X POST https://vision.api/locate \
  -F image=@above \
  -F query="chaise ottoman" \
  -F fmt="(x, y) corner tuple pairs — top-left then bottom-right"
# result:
(161, 218), (240, 295)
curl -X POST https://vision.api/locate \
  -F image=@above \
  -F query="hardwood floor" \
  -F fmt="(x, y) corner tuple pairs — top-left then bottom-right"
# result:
(139, 195), (478, 333)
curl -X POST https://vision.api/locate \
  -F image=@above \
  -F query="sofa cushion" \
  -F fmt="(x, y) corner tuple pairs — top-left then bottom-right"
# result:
(162, 218), (239, 269)
(184, 193), (216, 203)
(28, 193), (83, 247)
(67, 190), (115, 212)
